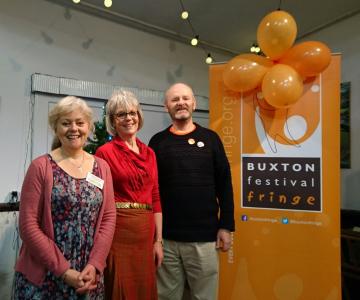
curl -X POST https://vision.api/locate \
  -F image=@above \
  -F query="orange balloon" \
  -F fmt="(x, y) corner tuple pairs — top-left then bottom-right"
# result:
(237, 53), (274, 67)
(257, 10), (297, 60)
(279, 41), (331, 77)
(262, 64), (303, 108)
(223, 54), (273, 92)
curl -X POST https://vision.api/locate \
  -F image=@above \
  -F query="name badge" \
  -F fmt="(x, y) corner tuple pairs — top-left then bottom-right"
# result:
(86, 172), (104, 189)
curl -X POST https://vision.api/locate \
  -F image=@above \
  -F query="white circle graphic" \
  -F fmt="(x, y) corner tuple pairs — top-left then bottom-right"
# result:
(284, 115), (307, 140)
(311, 84), (320, 93)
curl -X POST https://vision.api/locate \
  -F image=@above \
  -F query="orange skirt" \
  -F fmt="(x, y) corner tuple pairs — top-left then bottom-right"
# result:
(104, 209), (157, 300)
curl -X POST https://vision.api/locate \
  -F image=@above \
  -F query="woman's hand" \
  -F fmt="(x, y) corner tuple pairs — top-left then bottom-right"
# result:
(76, 264), (98, 294)
(62, 269), (85, 289)
(153, 240), (164, 268)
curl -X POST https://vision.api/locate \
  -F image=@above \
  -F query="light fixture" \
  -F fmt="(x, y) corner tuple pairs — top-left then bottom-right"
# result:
(250, 43), (261, 54)
(104, 0), (112, 8)
(41, 31), (54, 45)
(205, 54), (213, 64)
(181, 11), (189, 19)
(82, 38), (93, 49)
(107, 65), (115, 76)
(191, 35), (199, 46)
(73, 0), (80, 3)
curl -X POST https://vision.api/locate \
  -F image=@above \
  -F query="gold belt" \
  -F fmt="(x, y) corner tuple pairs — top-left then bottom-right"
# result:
(115, 202), (152, 210)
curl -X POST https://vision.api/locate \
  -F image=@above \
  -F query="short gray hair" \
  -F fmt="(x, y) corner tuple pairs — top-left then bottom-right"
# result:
(105, 90), (144, 136)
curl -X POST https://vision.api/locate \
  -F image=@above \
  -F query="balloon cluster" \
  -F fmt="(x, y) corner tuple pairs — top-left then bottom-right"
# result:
(223, 10), (331, 109)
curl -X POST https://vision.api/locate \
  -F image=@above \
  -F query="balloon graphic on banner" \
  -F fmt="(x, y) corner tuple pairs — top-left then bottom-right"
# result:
(262, 64), (303, 108)
(257, 10), (297, 60)
(279, 41), (331, 77)
(223, 54), (273, 92)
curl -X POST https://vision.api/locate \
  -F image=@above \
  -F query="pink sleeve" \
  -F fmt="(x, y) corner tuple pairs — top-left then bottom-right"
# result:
(19, 159), (70, 277)
(88, 160), (116, 273)
(151, 152), (162, 213)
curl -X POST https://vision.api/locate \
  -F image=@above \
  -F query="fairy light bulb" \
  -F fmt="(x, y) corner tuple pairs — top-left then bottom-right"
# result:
(205, 54), (213, 64)
(191, 36), (199, 46)
(104, 0), (112, 8)
(181, 11), (189, 19)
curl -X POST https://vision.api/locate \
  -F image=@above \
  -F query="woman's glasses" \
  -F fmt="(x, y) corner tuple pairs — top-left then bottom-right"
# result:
(114, 111), (138, 120)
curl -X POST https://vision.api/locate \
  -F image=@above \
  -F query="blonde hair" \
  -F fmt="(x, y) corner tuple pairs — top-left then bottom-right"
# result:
(48, 96), (94, 150)
(105, 90), (144, 136)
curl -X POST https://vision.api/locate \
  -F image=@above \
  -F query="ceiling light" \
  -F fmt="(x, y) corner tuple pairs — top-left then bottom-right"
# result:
(250, 43), (261, 54)
(104, 0), (112, 8)
(181, 11), (189, 19)
(191, 35), (199, 46)
(205, 54), (213, 64)
(73, 0), (80, 3)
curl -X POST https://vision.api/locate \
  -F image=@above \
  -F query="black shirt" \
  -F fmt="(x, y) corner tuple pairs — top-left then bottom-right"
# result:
(149, 124), (235, 242)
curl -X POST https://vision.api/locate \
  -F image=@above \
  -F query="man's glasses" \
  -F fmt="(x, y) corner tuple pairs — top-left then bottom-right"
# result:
(114, 111), (138, 120)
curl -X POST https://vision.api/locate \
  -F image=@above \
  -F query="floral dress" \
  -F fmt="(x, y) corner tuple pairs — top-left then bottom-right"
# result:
(14, 155), (105, 299)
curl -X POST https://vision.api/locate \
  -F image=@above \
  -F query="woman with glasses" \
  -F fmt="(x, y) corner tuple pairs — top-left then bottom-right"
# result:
(95, 90), (163, 300)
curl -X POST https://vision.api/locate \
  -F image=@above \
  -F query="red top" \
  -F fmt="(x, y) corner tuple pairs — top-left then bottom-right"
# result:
(95, 136), (162, 213)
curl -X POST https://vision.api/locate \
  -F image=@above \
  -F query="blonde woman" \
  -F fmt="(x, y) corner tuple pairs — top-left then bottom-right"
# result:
(95, 90), (163, 300)
(14, 96), (116, 299)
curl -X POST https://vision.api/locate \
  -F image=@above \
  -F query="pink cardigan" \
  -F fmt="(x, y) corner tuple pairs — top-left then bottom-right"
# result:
(15, 154), (116, 286)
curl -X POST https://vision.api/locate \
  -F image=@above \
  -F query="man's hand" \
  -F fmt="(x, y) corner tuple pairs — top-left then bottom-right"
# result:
(216, 229), (232, 252)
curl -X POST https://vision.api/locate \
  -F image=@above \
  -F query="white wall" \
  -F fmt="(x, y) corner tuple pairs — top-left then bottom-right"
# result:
(0, 1), (229, 297)
(298, 13), (360, 210)
(0, 0), (230, 203)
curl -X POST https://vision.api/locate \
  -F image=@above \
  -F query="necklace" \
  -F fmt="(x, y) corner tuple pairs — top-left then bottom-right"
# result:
(61, 149), (85, 173)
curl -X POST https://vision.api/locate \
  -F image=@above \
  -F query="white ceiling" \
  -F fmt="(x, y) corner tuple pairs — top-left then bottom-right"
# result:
(49, 0), (360, 57)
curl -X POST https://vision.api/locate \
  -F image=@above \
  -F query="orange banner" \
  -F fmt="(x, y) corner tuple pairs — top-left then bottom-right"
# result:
(210, 55), (341, 300)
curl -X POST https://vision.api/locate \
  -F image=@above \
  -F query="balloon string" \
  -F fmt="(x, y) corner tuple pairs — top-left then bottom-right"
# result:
(253, 93), (300, 154)
(277, 0), (282, 10)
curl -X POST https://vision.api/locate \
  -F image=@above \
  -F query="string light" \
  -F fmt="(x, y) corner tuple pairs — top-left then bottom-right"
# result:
(250, 43), (261, 54)
(179, 0), (214, 63)
(205, 54), (213, 64)
(191, 35), (199, 46)
(104, 0), (112, 8)
(181, 11), (189, 19)
(73, 0), (80, 3)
